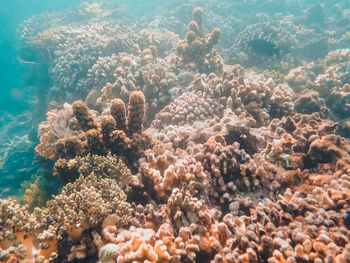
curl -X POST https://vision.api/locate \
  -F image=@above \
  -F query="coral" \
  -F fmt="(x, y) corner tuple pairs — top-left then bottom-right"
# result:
(0, 199), (38, 262)
(72, 100), (97, 131)
(97, 226), (174, 263)
(34, 172), (131, 239)
(152, 91), (224, 129)
(132, 28), (180, 58)
(21, 178), (47, 211)
(86, 51), (182, 123)
(176, 7), (223, 74)
(110, 98), (127, 132)
(75, 153), (138, 192)
(294, 90), (329, 118)
(36, 92), (152, 181)
(44, 21), (134, 101)
(188, 69), (294, 126)
(35, 103), (79, 160)
(285, 63), (316, 93)
(288, 50), (350, 137)
(126, 91), (145, 136)
(12, 4), (350, 263)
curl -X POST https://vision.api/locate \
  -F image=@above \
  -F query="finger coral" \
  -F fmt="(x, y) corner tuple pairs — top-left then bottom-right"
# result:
(36, 91), (152, 182)
(176, 7), (223, 75)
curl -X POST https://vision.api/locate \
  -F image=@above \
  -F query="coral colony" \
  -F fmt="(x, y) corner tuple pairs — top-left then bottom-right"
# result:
(2, 1), (350, 263)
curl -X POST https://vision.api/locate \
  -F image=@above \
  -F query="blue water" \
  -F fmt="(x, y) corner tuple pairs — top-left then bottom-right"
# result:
(0, 0), (83, 114)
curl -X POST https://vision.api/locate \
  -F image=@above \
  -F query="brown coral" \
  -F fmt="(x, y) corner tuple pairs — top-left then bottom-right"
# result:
(176, 7), (223, 75)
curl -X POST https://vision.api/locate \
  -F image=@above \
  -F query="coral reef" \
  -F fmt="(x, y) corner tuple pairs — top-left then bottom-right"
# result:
(75, 153), (135, 190)
(187, 68), (294, 125)
(6, 2), (350, 263)
(0, 199), (37, 262)
(34, 172), (131, 238)
(287, 49), (350, 138)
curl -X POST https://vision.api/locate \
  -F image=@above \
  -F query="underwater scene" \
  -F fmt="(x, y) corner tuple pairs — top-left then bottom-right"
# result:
(1, 0), (350, 262)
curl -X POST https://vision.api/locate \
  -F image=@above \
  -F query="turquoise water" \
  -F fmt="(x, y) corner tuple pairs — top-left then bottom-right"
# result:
(0, 0), (83, 113)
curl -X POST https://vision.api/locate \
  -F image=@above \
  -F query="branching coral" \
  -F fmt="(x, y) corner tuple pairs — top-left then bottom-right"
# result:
(188, 69), (294, 126)
(36, 91), (152, 182)
(11, 4), (350, 263)
(85, 51), (182, 123)
(287, 49), (350, 138)
(34, 172), (131, 244)
(75, 153), (137, 192)
(176, 7), (223, 74)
